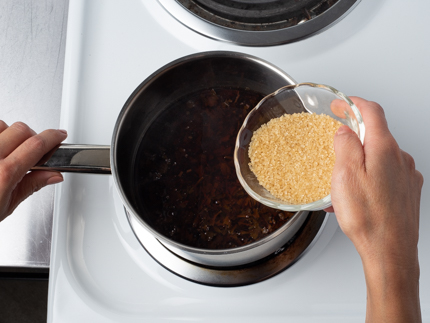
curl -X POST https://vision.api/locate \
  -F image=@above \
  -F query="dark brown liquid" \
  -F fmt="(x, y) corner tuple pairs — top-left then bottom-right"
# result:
(134, 88), (294, 249)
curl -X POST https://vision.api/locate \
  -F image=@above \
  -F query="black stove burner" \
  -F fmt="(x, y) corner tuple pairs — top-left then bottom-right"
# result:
(127, 209), (328, 287)
(180, 0), (337, 30)
(159, 0), (360, 45)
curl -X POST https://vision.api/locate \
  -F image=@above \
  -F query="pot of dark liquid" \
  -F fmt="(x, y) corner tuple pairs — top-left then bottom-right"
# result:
(36, 51), (309, 267)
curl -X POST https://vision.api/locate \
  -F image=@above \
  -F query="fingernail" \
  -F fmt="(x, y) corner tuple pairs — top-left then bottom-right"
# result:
(58, 129), (68, 135)
(335, 125), (350, 136)
(46, 176), (64, 185)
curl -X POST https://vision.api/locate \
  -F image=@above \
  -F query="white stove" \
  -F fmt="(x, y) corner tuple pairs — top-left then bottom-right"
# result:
(48, 0), (430, 321)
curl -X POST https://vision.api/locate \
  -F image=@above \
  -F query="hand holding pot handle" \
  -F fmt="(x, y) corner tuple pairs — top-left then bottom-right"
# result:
(325, 97), (423, 323)
(0, 121), (68, 222)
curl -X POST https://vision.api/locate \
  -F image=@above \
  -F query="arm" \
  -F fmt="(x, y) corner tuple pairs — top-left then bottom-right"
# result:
(0, 120), (67, 222)
(325, 97), (423, 323)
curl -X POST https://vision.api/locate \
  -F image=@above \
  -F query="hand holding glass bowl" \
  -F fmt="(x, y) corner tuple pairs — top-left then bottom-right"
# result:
(234, 82), (365, 211)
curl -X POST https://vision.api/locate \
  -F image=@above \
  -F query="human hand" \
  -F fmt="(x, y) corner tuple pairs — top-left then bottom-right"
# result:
(324, 97), (423, 322)
(0, 121), (67, 222)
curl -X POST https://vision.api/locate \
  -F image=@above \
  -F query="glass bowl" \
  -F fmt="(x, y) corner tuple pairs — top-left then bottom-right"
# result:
(234, 82), (365, 211)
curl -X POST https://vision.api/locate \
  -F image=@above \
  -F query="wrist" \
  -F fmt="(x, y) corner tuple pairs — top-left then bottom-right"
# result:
(362, 256), (420, 293)
(361, 255), (421, 323)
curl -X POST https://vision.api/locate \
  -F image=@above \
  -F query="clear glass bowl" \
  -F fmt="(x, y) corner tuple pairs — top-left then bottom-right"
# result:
(234, 82), (365, 211)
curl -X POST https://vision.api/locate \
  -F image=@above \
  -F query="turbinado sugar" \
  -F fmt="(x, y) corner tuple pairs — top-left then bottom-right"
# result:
(248, 112), (342, 204)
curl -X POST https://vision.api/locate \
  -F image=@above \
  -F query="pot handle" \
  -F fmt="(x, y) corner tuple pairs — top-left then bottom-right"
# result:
(31, 144), (111, 174)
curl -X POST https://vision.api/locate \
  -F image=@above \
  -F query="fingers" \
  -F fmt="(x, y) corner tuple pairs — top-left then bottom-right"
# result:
(331, 97), (401, 171)
(0, 127), (67, 188)
(329, 125), (366, 216)
(0, 120), (8, 133)
(6, 171), (64, 216)
(0, 122), (37, 159)
(401, 150), (424, 188)
(348, 96), (392, 139)
(330, 99), (349, 119)
(331, 96), (391, 139)
(0, 120), (67, 221)
(324, 206), (334, 213)
(333, 125), (365, 172)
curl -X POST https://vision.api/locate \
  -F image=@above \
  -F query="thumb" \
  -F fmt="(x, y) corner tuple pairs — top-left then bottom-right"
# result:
(329, 125), (365, 216)
(333, 125), (364, 171)
(8, 171), (63, 215)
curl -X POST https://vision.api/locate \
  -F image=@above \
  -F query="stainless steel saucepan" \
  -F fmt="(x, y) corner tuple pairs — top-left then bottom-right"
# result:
(35, 51), (310, 267)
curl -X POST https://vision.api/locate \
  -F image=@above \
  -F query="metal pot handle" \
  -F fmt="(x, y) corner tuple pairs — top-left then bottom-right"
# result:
(31, 144), (111, 174)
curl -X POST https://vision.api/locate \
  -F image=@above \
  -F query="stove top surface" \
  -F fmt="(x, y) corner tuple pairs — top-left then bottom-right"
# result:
(48, 0), (430, 321)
